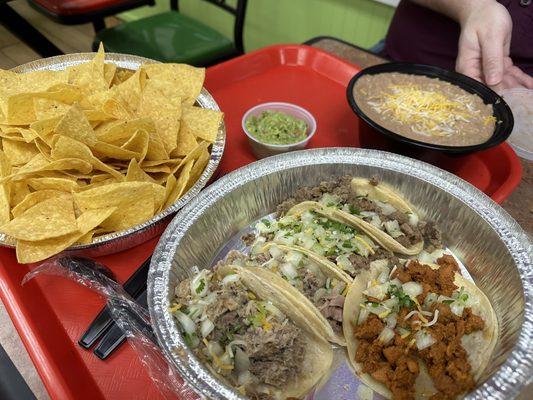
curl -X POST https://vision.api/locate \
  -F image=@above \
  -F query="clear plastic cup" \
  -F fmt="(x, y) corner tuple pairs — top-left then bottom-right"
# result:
(242, 102), (317, 159)
(501, 88), (533, 161)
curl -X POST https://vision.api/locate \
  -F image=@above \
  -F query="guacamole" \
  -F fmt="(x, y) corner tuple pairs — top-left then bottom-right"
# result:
(246, 110), (308, 145)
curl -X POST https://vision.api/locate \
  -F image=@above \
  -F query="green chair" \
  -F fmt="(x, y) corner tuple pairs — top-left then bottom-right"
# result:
(93, 0), (248, 66)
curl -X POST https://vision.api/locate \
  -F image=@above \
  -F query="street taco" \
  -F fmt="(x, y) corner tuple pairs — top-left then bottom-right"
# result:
(277, 176), (442, 256)
(238, 242), (351, 345)
(171, 263), (333, 399)
(250, 209), (399, 279)
(342, 254), (498, 400)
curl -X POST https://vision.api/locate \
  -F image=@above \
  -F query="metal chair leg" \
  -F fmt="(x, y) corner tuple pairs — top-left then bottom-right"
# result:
(92, 18), (106, 33)
(0, 3), (63, 58)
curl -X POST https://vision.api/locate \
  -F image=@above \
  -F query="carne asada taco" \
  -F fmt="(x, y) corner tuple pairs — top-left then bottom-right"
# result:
(238, 242), (350, 345)
(252, 209), (387, 279)
(342, 254), (498, 400)
(172, 263), (333, 399)
(277, 176), (441, 256)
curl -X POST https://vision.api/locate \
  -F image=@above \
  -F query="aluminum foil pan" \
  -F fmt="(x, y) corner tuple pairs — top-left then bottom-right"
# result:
(149, 147), (532, 400)
(0, 53), (225, 257)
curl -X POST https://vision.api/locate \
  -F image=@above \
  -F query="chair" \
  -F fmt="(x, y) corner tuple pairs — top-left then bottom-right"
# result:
(28, 0), (155, 33)
(93, 0), (248, 66)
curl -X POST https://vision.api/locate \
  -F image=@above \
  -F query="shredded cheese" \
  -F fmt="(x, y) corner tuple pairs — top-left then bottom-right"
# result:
(369, 84), (477, 137)
(168, 303), (181, 313)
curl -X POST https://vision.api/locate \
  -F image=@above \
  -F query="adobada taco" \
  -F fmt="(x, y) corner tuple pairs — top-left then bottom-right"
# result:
(277, 176), (440, 256)
(342, 254), (498, 400)
(171, 263), (333, 400)
(251, 209), (399, 279)
(239, 242), (351, 346)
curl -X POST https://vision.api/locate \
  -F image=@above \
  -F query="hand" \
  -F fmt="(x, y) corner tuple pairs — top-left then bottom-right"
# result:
(455, 0), (533, 91)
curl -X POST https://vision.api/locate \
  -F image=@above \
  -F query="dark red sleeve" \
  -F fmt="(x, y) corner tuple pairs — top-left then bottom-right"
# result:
(384, 0), (533, 76)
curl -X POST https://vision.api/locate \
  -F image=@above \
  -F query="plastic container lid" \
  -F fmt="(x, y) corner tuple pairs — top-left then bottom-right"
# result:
(500, 88), (533, 160)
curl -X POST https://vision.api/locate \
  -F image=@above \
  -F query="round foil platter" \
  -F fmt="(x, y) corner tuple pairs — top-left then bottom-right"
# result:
(149, 147), (532, 400)
(0, 53), (225, 257)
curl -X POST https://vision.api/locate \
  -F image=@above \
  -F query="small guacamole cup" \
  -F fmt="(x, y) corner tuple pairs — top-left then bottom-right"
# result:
(242, 102), (317, 159)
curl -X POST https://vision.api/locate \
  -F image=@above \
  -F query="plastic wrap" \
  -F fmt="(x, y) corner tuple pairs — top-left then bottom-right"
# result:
(22, 256), (199, 400)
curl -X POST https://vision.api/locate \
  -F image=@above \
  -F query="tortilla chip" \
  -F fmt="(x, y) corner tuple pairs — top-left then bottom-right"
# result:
(0, 196), (77, 241)
(185, 145), (210, 192)
(141, 63), (205, 105)
(96, 118), (155, 145)
(180, 106), (223, 143)
(164, 160), (194, 209)
(11, 190), (70, 218)
(109, 69), (146, 115)
(9, 181), (30, 209)
(93, 141), (139, 161)
(121, 129), (149, 161)
(73, 182), (157, 231)
(26, 177), (80, 192)
(0, 151), (10, 224)
(33, 98), (70, 120)
(51, 135), (123, 181)
(145, 130), (169, 161)
(2, 139), (39, 166)
(126, 158), (155, 183)
(54, 103), (97, 146)
(173, 126), (198, 157)
(16, 206), (116, 263)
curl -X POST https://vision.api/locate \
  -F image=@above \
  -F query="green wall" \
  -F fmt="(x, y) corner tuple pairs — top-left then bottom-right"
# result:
(120, 0), (394, 50)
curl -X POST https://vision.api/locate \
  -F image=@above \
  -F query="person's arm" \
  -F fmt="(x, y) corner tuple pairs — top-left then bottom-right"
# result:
(409, 0), (533, 90)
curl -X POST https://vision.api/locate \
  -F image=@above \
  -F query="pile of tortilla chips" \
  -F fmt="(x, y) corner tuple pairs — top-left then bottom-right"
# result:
(0, 44), (223, 264)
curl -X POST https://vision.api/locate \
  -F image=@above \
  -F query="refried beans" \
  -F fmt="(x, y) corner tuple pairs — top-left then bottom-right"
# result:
(353, 73), (496, 146)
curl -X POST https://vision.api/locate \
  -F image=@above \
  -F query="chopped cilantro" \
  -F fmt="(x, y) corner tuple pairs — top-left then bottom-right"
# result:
(261, 219), (271, 227)
(388, 285), (414, 308)
(442, 299), (454, 305)
(342, 240), (352, 249)
(327, 202), (336, 207)
(183, 332), (197, 347)
(195, 279), (206, 294)
(365, 301), (379, 308)
(348, 205), (360, 215)
(325, 247), (337, 256)
(460, 293), (469, 302)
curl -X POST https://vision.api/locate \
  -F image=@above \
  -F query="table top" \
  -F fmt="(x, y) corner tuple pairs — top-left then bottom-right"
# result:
(0, 37), (531, 400)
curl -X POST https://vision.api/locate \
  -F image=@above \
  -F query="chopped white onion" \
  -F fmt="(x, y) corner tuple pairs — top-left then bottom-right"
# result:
(360, 211), (377, 218)
(377, 271), (389, 284)
(255, 221), (272, 234)
(370, 214), (382, 228)
(336, 254), (355, 273)
(190, 271), (209, 297)
(264, 302), (285, 320)
(187, 304), (204, 321)
(358, 308), (369, 324)
(237, 370), (251, 386)
(408, 212), (419, 227)
(200, 319), (215, 338)
(390, 278), (402, 288)
(385, 314), (397, 329)
(280, 262), (298, 280)
(319, 193), (340, 207)
(450, 302), (465, 317)
(402, 281), (423, 298)
(378, 327), (395, 344)
(300, 234), (315, 249)
(268, 244), (283, 260)
(423, 292), (439, 308)
(417, 251), (434, 264)
(208, 341), (223, 357)
(383, 297), (399, 311)
(415, 330), (436, 350)
(221, 274), (241, 285)
(363, 283), (389, 300)
(375, 200), (397, 216)
(301, 211), (314, 224)
(176, 311), (196, 336)
(285, 250), (303, 266)
(384, 220), (404, 238)
(226, 340), (247, 358)
(250, 236), (266, 255)
(275, 234), (296, 246)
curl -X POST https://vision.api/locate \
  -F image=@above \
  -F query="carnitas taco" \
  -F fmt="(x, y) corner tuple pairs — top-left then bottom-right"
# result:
(277, 176), (443, 256)
(249, 208), (400, 280)
(171, 263), (333, 400)
(342, 254), (498, 400)
(228, 242), (351, 345)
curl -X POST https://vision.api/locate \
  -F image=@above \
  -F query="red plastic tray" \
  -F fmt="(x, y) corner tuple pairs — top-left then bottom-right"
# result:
(0, 45), (522, 400)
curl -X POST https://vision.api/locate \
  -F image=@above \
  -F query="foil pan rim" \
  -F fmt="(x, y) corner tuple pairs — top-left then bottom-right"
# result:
(0, 53), (225, 252)
(148, 147), (532, 400)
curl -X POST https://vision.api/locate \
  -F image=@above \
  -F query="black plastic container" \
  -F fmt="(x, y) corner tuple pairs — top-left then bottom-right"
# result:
(347, 63), (514, 156)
